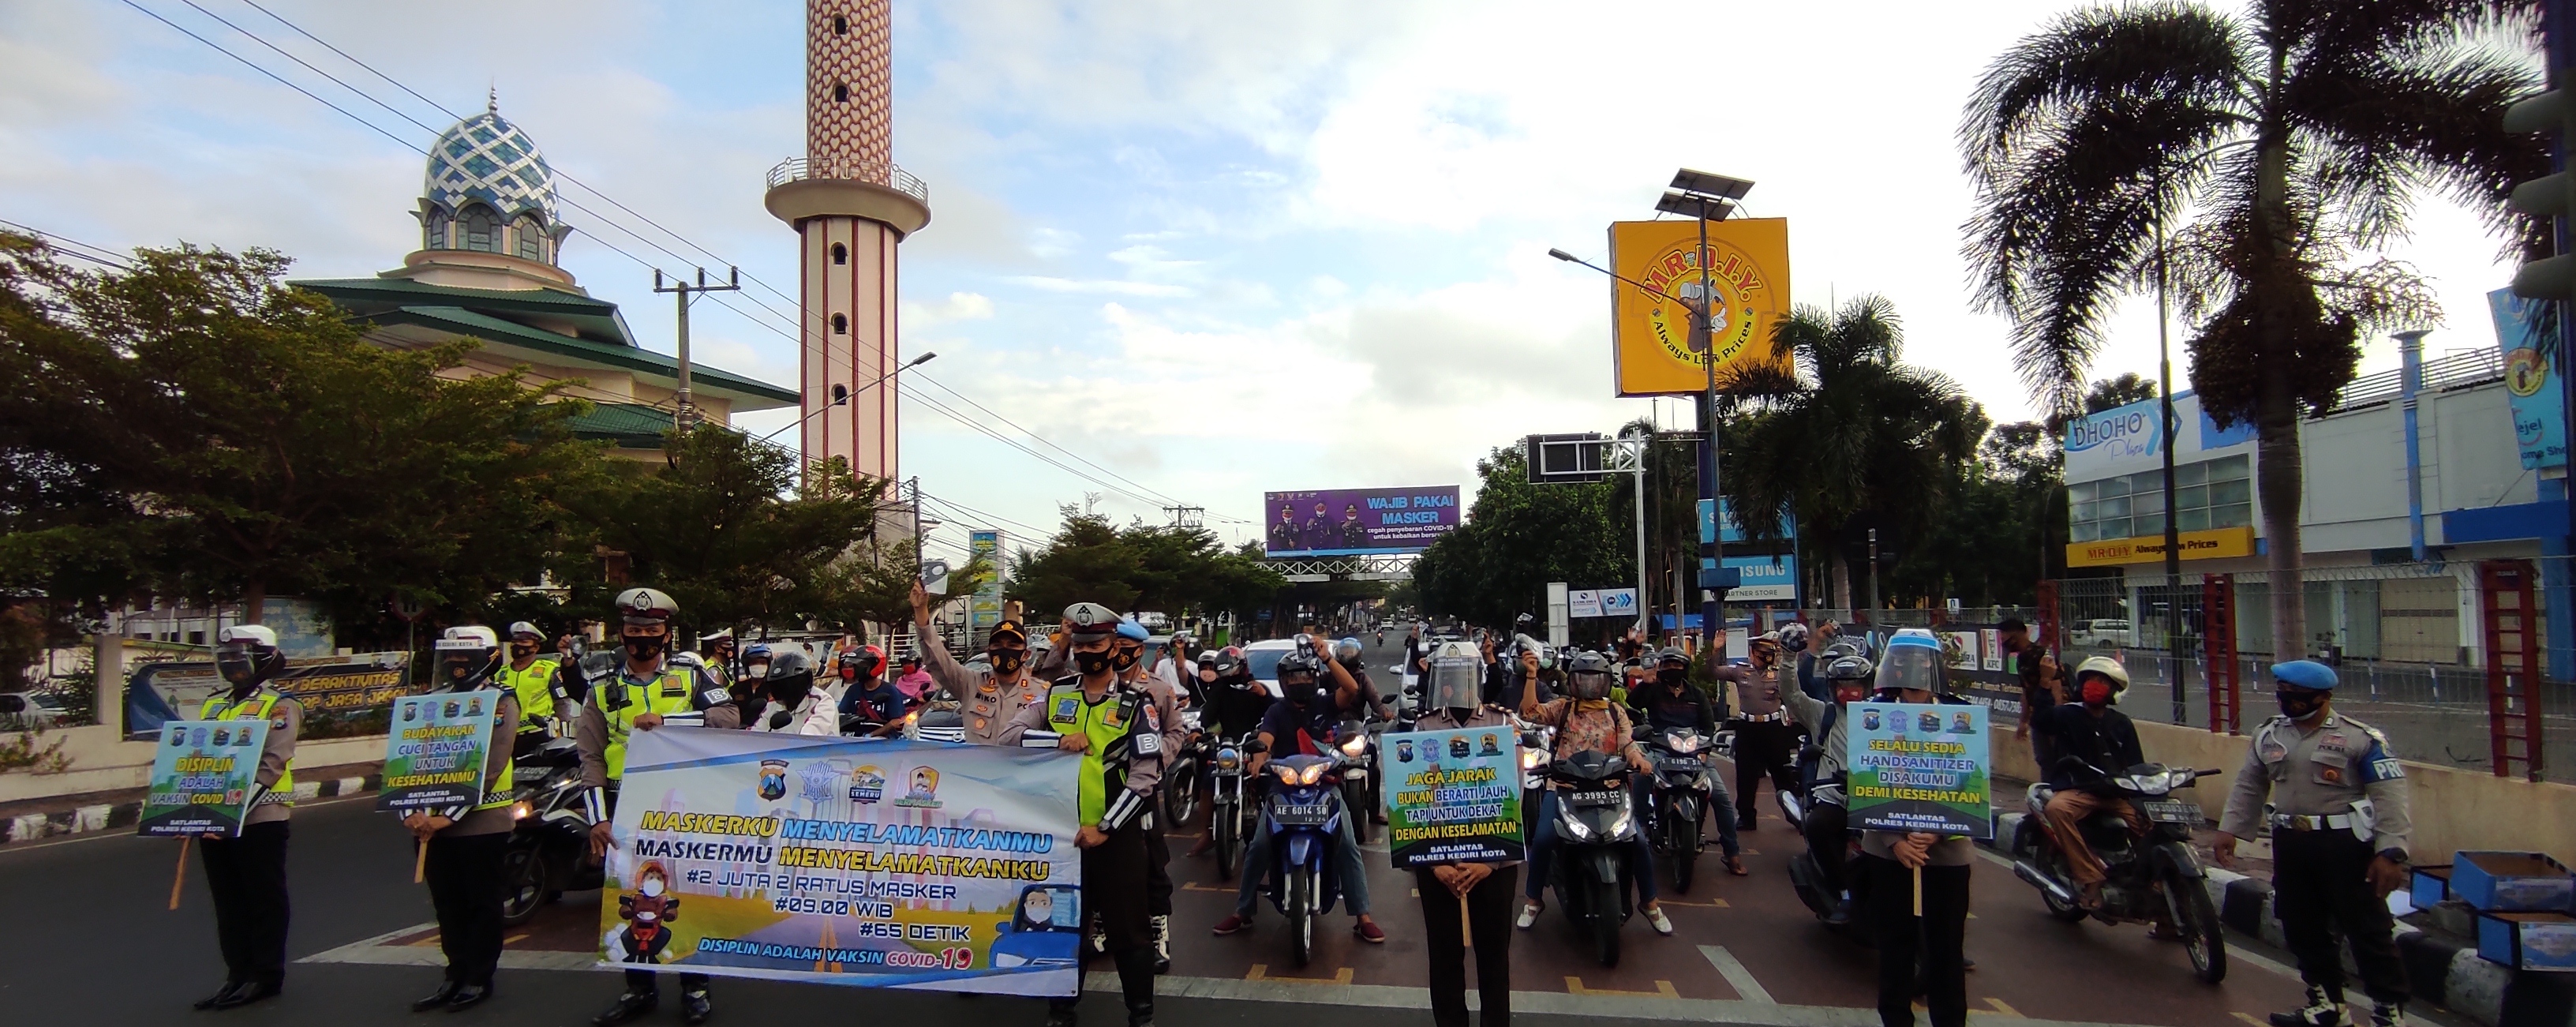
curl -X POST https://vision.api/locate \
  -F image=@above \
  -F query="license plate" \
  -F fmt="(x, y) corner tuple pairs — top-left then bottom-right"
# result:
(2144, 800), (2203, 824)
(1273, 804), (1331, 819)
(1568, 791), (1624, 808)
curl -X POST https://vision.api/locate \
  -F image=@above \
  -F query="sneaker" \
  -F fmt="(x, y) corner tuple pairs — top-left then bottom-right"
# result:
(2267, 985), (2347, 1027)
(1211, 913), (1252, 935)
(1515, 901), (1541, 931)
(592, 992), (659, 1027)
(1353, 920), (1386, 943)
(1644, 905), (1675, 935)
(681, 989), (713, 1026)
(2368, 1003), (2406, 1027)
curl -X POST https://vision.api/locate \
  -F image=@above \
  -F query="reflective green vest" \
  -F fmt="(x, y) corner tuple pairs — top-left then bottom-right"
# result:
(458, 687), (517, 811)
(498, 659), (559, 730)
(200, 689), (293, 806)
(1042, 678), (1144, 825)
(599, 669), (698, 781)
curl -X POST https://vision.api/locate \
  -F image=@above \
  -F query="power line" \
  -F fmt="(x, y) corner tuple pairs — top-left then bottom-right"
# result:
(0, 219), (132, 268)
(900, 385), (1174, 512)
(911, 373), (1183, 508)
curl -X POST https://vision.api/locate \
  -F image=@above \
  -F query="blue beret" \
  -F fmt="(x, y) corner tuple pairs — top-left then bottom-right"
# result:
(2269, 659), (2338, 691)
(1114, 618), (1151, 642)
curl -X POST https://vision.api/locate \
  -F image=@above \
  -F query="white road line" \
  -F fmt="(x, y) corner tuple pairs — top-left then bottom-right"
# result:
(1698, 944), (1775, 1004)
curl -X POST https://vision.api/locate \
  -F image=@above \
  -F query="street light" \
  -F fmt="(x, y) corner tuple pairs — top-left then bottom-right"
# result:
(760, 350), (937, 443)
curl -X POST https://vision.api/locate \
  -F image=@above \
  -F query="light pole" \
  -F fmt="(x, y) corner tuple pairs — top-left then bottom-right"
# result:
(762, 351), (936, 443)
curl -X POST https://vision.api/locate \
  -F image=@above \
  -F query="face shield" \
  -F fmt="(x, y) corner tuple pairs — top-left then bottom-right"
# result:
(1566, 669), (1614, 702)
(435, 643), (498, 686)
(1428, 655), (1481, 710)
(1878, 644), (1943, 696)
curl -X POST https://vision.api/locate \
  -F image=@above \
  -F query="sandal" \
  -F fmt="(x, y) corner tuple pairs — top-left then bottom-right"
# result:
(1725, 856), (1749, 876)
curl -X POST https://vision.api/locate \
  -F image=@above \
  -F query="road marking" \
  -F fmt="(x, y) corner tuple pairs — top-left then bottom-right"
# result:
(1247, 964), (1353, 984)
(1564, 976), (1679, 998)
(1696, 946), (1773, 1004)
(1181, 881), (1233, 892)
(1986, 997), (2025, 1016)
(504, 933), (529, 945)
(2232, 1014), (2267, 1026)
(1658, 897), (1730, 908)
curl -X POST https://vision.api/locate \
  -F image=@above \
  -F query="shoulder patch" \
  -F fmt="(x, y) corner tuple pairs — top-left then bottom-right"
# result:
(701, 688), (731, 707)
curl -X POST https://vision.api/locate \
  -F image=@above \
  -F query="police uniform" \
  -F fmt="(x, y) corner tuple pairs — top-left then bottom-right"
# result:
(1001, 670), (1166, 1026)
(2220, 705), (2411, 1022)
(1127, 650), (1189, 973)
(412, 680), (520, 1010)
(918, 618), (1048, 745)
(196, 684), (301, 1005)
(498, 654), (571, 755)
(578, 658), (739, 1018)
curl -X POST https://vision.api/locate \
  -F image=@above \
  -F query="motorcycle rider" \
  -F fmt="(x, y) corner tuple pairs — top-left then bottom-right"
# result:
(1330, 637), (1393, 722)
(2215, 661), (2413, 1027)
(189, 624), (302, 1011)
(1517, 650), (1672, 935)
(835, 648), (905, 737)
(742, 651), (837, 735)
(500, 621), (575, 759)
(1714, 631), (1803, 831)
(2039, 657), (2147, 910)
(405, 626), (520, 1013)
(1186, 649), (1272, 859)
(1210, 650), (1383, 943)
(998, 603), (1165, 1027)
(912, 581), (1047, 744)
(1628, 646), (1745, 876)
(1855, 632), (1973, 1027)
(1783, 653), (1877, 924)
(1411, 641), (1517, 1027)
(582, 588), (739, 1027)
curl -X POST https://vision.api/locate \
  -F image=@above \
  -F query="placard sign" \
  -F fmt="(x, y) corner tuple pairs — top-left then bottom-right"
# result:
(1383, 727), (1525, 866)
(1844, 702), (1991, 838)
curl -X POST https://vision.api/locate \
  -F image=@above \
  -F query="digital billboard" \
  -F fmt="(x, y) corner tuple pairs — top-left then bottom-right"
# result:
(1264, 486), (1461, 557)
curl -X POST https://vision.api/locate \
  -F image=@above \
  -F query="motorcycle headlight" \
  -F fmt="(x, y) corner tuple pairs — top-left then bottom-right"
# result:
(1608, 808), (1634, 838)
(1339, 736), (1367, 757)
(1521, 748), (1544, 770)
(1300, 763), (1327, 785)
(1275, 766), (1300, 785)
(1216, 749), (1239, 770)
(1559, 810), (1594, 841)
(511, 800), (532, 821)
(1669, 735), (1700, 754)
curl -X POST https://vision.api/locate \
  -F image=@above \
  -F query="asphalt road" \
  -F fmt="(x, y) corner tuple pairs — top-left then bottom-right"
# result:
(0, 637), (2466, 1027)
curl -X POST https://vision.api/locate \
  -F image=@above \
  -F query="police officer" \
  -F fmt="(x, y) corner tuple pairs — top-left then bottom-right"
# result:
(191, 624), (301, 1011)
(696, 628), (737, 690)
(911, 581), (1050, 744)
(407, 627), (521, 1012)
(2216, 660), (2412, 1027)
(1410, 641), (1517, 1027)
(1714, 631), (1800, 831)
(1113, 618), (1188, 973)
(500, 621), (573, 759)
(1000, 602), (1164, 1027)
(582, 588), (740, 1027)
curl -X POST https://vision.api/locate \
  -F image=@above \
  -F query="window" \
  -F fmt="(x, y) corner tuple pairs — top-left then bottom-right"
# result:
(424, 210), (449, 249)
(2066, 454), (2251, 542)
(833, 83), (850, 103)
(833, 14), (848, 34)
(831, 313), (848, 334)
(831, 242), (848, 265)
(461, 205), (499, 253)
(515, 216), (544, 260)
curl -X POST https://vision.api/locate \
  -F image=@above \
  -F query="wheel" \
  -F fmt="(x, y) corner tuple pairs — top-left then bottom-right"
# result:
(1669, 817), (1698, 894)
(1344, 781), (1370, 845)
(1589, 874), (1622, 967)
(1164, 770), (1198, 826)
(2023, 825), (2087, 923)
(1287, 865), (1315, 968)
(1212, 801), (1237, 881)
(500, 844), (548, 927)
(2164, 870), (2228, 984)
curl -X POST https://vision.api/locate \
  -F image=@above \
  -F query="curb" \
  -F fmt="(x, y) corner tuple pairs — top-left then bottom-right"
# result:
(1986, 811), (2576, 1027)
(1, 774), (380, 847)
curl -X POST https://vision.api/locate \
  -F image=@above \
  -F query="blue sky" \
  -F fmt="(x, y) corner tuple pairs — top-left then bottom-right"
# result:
(1, 0), (2532, 561)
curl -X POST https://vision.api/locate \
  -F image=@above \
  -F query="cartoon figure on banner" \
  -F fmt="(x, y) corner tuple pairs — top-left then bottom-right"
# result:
(758, 759), (790, 802)
(467, 696), (484, 718)
(609, 860), (680, 965)
(402, 703), (419, 724)
(1449, 736), (1471, 759)
(213, 727), (231, 748)
(1395, 740), (1415, 763)
(1479, 733), (1502, 756)
(1951, 712), (1975, 734)
(444, 700), (460, 719)
(897, 767), (943, 808)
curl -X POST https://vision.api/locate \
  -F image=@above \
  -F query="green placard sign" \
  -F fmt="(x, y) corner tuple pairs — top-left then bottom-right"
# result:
(378, 690), (500, 812)
(139, 718), (270, 838)
(1383, 726), (1524, 867)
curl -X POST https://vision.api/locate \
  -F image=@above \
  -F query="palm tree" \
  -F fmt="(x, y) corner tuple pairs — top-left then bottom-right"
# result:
(1721, 295), (1984, 610)
(1960, 0), (2549, 652)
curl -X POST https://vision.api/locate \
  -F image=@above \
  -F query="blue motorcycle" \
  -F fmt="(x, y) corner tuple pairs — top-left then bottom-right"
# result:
(1252, 748), (1354, 967)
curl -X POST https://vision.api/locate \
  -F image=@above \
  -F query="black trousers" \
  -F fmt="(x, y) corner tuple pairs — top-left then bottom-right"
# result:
(201, 819), (290, 987)
(1863, 854), (1968, 1027)
(1146, 816), (1173, 917)
(1414, 865), (1517, 1027)
(2272, 829), (2409, 1006)
(425, 831), (509, 985)
(1055, 819), (1154, 1018)
(1732, 720), (1802, 823)
(1802, 802), (1850, 895)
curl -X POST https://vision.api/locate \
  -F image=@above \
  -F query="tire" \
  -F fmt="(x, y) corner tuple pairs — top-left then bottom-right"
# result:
(1670, 816), (1698, 894)
(1164, 769), (1198, 826)
(2165, 870), (2228, 984)
(1344, 781), (1370, 845)
(2039, 856), (2090, 923)
(1213, 800), (1237, 881)
(500, 843), (548, 927)
(1589, 874), (1622, 967)
(1287, 865), (1315, 968)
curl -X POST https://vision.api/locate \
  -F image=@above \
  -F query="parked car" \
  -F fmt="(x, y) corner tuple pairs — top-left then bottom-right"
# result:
(0, 691), (68, 730)
(2068, 618), (2133, 647)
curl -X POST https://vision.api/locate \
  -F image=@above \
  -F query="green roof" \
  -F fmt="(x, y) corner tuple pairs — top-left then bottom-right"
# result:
(292, 276), (797, 409)
(567, 403), (677, 449)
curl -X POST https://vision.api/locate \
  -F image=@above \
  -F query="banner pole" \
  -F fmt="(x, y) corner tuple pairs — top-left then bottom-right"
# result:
(1912, 864), (1923, 918)
(170, 836), (191, 910)
(1461, 895), (1473, 946)
(414, 838), (429, 883)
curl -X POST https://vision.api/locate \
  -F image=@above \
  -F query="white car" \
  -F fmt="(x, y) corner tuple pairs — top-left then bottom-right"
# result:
(1239, 639), (1298, 699)
(2069, 618), (2133, 647)
(0, 692), (66, 729)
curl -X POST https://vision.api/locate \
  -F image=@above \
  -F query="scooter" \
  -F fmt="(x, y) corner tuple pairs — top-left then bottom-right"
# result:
(2010, 763), (2230, 984)
(1543, 748), (1640, 968)
(1777, 740), (1866, 939)
(1208, 733), (1256, 880)
(500, 737), (604, 926)
(1638, 725), (1713, 894)
(1334, 718), (1381, 843)
(1252, 745), (1355, 967)
(1163, 709), (1205, 826)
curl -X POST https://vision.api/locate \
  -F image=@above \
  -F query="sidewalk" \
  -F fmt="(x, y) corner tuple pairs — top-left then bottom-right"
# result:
(0, 760), (384, 845)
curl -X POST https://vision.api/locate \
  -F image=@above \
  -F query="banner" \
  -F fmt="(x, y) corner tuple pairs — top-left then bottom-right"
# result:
(378, 691), (500, 812)
(1383, 727), (1524, 867)
(601, 728), (1082, 995)
(138, 718), (269, 838)
(1607, 218), (1792, 397)
(2492, 288), (2568, 470)
(125, 652), (411, 740)
(968, 530), (1005, 643)
(1844, 702), (1991, 838)
(1597, 588), (1639, 617)
(1568, 590), (1602, 619)
(1264, 486), (1461, 557)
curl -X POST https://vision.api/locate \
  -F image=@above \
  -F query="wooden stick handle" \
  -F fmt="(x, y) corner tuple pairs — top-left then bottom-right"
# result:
(1460, 895), (1473, 947)
(414, 838), (429, 883)
(170, 836), (191, 911)
(1912, 864), (1923, 918)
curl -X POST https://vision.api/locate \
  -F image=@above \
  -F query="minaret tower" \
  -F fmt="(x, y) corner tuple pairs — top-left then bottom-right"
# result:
(764, 0), (928, 482)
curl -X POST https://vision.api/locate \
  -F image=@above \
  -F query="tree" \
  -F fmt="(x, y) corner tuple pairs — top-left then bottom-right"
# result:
(1416, 446), (1628, 628)
(2084, 373), (2159, 415)
(0, 233), (599, 629)
(1005, 514), (1286, 628)
(1961, 1), (2548, 649)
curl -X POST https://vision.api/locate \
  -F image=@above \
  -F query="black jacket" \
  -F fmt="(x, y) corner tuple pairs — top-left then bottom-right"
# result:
(1630, 680), (1717, 734)
(2046, 702), (2145, 791)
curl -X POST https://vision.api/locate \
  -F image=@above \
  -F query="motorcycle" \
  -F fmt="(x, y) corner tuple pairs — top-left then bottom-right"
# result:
(500, 737), (604, 926)
(1334, 718), (1381, 843)
(1163, 709), (1205, 826)
(2009, 763), (2229, 984)
(1542, 748), (1642, 967)
(1208, 733), (1257, 880)
(1517, 722), (1556, 811)
(1252, 744), (1357, 967)
(1638, 725), (1713, 894)
(1777, 740), (1865, 937)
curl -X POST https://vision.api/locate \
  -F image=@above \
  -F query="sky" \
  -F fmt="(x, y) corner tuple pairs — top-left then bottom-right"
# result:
(0, 0), (2537, 561)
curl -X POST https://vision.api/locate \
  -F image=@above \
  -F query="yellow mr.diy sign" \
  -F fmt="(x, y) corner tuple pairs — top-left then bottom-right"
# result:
(1605, 217), (1792, 397)
(2066, 527), (2256, 568)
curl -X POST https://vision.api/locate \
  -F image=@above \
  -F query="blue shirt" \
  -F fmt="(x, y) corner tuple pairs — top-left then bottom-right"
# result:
(1258, 697), (1339, 755)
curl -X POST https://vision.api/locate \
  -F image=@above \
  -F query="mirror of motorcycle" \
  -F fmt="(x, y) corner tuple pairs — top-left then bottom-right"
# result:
(1242, 740), (1268, 754)
(1631, 726), (1654, 742)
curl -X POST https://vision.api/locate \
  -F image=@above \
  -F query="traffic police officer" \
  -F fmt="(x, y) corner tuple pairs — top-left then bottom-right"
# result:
(582, 588), (740, 1027)
(1000, 602), (1165, 1027)
(191, 624), (301, 1011)
(406, 626), (521, 1012)
(909, 580), (1047, 745)
(500, 620), (573, 758)
(2216, 659), (2413, 1027)
(1115, 617), (1189, 973)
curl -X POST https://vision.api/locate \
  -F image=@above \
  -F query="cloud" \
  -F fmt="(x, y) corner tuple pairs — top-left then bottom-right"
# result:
(901, 290), (996, 328)
(1005, 275), (1192, 298)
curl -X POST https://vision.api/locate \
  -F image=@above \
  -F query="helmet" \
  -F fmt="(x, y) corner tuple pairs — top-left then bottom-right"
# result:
(1563, 650), (1616, 701)
(1114, 617), (1151, 643)
(1823, 654), (1875, 681)
(1876, 629), (1945, 695)
(1063, 602), (1120, 642)
(1276, 650), (1324, 703)
(1427, 639), (1482, 711)
(1778, 622), (1811, 652)
(215, 624), (286, 689)
(764, 650), (816, 700)
(1276, 650), (1321, 680)
(1655, 646), (1690, 668)
(2070, 656), (2130, 695)
(1208, 647), (1246, 680)
(1822, 640), (1861, 661)
(741, 643), (773, 674)
(433, 626), (504, 687)
(613, 587), (678, 626)
(507, 620), (544, 642)
(1332, 637), (1362, 665)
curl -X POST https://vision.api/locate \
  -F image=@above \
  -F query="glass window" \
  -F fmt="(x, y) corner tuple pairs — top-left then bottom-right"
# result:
(2212, 503), (2253, 528)
(2176, 483), (2209, 510)
(2176, 507), (2211, 531)
(515, 216), (543, 260)
(2070, 500), (2098, 523)
(2133, 512), (2166, 535)
(2070, 520), (2099, 542)
(425, 211), (449, 249)
(2096, 517), (2131, 539)
(2069, 480), (2098, 502)
(2101, 496), (2130, 518)
(2095, 476), (2130, 497)
(2176, 461), (2207, 486)
(462, 205), (498, 253)
(831, 313), (848, 334)
(2211, 455), (2250, 482)
(2132, 489), (2165, 515)
(2210, 478), (2251, 505)
(831, 242), (848, 265)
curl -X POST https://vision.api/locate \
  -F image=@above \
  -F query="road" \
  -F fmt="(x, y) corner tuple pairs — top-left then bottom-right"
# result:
(0, 639), (2464, 1027)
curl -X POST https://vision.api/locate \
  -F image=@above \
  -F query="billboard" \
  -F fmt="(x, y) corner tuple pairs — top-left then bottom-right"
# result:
(1264, 486), (1461, 557)
(2061, 390), (2253, 480)
(2492, 288), (2568, 470)
(1607, 218), (1792, 397)
(1709, 555), (1798, 602)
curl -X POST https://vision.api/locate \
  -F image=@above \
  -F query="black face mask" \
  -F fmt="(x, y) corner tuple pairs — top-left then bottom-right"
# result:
(623, 634), (666, 662)
(768, 677), (811, 704)
(2278, 690), (2327, 719)
(1073, 649), (1114, 676)
(1112, 647), (1141, 672)
(990, 650), (1026, 675)
(1656, 667), (1687, 686)
(510, 641), (537, 659)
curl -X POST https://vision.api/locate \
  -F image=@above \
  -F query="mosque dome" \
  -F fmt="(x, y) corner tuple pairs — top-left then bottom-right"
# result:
(417, 98), (565, 265)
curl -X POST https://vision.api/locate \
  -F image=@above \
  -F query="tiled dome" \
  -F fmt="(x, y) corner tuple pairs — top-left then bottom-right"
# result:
(424, 104), (556, 223)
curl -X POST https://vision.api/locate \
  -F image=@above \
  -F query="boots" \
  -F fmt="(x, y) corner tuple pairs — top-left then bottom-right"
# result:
(680, 987), (713, 1026)
(1045, 999), (1079, 1027)
(2268, 985), (2346, 1027)
(591, 991), (658, 1027)
(1150, 915), (1172, 974)
(2368, 1002), (2406, 1027)
(1113, 947), (1158, 1027)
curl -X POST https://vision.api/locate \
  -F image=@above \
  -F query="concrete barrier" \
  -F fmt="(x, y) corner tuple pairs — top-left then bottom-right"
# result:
(0, 724), (390, 804)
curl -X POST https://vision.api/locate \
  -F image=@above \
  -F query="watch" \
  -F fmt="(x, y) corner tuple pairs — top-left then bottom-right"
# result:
(2376, 849), (2409, 864)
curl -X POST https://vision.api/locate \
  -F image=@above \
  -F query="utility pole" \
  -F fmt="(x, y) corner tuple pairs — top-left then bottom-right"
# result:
(1164, 505), (1205, 529)
(2155, 193), (2186, 726)
(1867, 527), (1881, 617)
(653, 267), (742, 429)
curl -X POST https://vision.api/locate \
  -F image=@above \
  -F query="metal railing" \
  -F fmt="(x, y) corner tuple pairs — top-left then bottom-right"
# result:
(2329, 348), (2500, 412)
(766, 156), (930, 206)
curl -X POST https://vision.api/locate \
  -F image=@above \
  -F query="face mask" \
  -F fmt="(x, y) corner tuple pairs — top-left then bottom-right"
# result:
(990, 650), (1026, 675)
(1112, 647), (1141, 672)
(639, 877), (665, 898)
(744, 662), (770, 680)
(2080, 680), (2114, 706)
(840, 667), (859, 680)
(769, 679), (808, 703)
(2278, 689), (2327, 718)
(1833, 685), (1868, 706)
(1073, 649), (1114, 676)
(1657, 668), (1687, 686)
(510, 641), (537, 658)
(623, 634), (666, 662)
